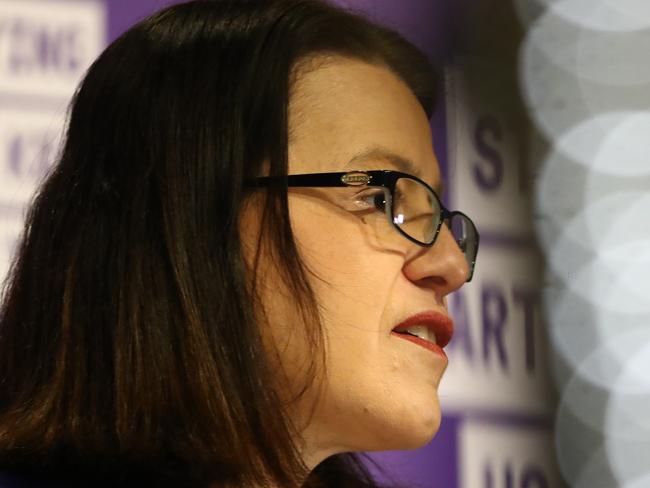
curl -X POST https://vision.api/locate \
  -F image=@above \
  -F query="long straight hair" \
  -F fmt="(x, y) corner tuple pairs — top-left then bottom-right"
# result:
(0, 1), (438, 486)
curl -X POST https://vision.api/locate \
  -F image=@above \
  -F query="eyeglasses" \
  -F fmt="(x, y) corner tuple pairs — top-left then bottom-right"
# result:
(245, 170), (479, 282)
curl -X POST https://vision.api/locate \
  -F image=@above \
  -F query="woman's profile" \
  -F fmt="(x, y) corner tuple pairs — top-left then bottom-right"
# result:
(0, 0), (478, 486)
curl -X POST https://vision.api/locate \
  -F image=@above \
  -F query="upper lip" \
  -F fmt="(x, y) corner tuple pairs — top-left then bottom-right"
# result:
(391, 311), (454, 348)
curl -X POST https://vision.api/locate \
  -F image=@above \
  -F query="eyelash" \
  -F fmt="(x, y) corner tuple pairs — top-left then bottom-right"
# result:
(354, 189), (403, 213)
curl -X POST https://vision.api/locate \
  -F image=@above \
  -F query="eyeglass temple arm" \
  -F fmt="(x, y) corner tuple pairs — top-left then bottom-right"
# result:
(245, 172), (352, 188)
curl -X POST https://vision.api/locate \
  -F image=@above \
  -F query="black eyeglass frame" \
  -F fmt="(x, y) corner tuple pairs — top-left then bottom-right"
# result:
(245, 169), (479, 282)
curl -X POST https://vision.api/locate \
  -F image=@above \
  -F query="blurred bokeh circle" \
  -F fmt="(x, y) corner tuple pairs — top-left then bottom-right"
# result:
(544, 282), (650, 382)
(526, 0), (650, 486)
(547, 233), (650, 315)
(555, 112), (650, 177)
(550, 0), (650, 33)
(605, 340), (650, 485)
(521, 6), (650, 142)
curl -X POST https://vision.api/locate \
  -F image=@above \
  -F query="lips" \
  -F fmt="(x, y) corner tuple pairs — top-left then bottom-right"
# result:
(391, 311), (454, 348)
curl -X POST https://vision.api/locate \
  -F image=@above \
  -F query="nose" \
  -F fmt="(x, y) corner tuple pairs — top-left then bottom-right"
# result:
(401, 224), (470, 297)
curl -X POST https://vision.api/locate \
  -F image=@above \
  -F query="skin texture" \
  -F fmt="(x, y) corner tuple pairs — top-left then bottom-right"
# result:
(240, 56), (469, 473)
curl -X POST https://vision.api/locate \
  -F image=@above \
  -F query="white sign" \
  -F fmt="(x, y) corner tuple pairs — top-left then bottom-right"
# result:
(0, 107), (65, 208)
(0, 0), (105, 100)
(440, 245), (554, 415)
(0, 0), (106, 285)
(0, 216), (21, 283)
(442, 66), (554, 415)
(459, 420), (563, 488)
(447, 67), (534, 239)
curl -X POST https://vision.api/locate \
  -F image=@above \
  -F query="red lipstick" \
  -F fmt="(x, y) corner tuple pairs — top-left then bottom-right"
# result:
(390, 311), (454, 358)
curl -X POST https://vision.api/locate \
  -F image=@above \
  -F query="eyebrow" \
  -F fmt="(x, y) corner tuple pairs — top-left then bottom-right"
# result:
(344, 146), (445, 197)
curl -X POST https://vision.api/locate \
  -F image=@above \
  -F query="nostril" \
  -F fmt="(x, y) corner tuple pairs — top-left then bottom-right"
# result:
(417, 276), (446, 287)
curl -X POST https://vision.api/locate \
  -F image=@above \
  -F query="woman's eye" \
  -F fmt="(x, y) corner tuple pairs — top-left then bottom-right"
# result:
(358, 191), (387, 212)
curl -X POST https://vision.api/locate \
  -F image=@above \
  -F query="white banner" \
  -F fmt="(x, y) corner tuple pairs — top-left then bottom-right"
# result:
(0, 0), (105, 99)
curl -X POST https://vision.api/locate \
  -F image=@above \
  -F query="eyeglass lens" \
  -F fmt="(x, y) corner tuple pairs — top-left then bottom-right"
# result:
(392, 177), (437, 243)
(445, 212), (478, 276)
(392, 177), (477, 277)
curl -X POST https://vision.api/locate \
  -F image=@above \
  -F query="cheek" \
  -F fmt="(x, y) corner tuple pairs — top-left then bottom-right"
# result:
(317, 308), (444, 451)
(289, 196), (406, 354)
(287, 200), (445, 449)
(289, 196), (400, 306)
(238, 198), (321, 402)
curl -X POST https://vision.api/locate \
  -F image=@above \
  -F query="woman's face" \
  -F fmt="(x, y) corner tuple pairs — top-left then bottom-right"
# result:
(241, 56), (469, 468)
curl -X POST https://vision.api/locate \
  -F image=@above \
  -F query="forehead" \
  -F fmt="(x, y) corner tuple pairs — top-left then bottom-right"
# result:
(287, 56), (441, 190)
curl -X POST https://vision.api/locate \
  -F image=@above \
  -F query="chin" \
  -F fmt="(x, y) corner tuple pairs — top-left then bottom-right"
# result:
(364, 406), (442, 452)
(399, 410), (442, 450)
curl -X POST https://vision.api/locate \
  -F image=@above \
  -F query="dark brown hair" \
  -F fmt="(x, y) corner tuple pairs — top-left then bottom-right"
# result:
(0, 1), (438, 486)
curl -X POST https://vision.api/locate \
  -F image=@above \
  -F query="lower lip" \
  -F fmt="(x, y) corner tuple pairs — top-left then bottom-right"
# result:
(391, 331), (448, 359)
